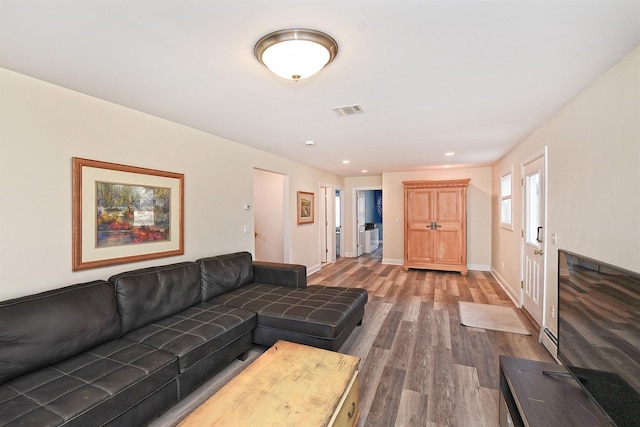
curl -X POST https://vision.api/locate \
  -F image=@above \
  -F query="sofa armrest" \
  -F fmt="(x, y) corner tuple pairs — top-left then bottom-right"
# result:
(252, 262), (307, 288)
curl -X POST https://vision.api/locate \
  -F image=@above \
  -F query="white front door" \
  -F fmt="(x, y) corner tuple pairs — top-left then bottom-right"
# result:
(522, 154), (545, 326)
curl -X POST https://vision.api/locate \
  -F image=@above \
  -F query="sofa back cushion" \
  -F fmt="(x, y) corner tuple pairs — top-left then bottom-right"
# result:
(109, 262), (201, 334)
(0, 280), (121, 384)
(198, 252), (254, 301)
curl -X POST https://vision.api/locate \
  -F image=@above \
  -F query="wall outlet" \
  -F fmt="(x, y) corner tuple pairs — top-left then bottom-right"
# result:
(550, 305), (555, 318)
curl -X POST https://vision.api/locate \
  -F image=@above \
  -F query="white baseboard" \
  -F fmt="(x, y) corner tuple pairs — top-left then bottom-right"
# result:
(382, 258), (404, 265)
(490, 267), (520, 307)
(468, 264), (491, 271)
(539, 327), (559, 362)
(307, 263), (322, 275)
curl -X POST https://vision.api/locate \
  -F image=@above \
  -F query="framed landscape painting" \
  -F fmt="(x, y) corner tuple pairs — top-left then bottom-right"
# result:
(72, 157), (184, 271)
(297, 191), (314, 224)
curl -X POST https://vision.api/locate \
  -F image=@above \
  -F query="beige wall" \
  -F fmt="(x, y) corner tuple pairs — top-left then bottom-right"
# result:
(0, 68), (342, 301)
(381, 168), (492, 268)
(491, 45), (640, 335)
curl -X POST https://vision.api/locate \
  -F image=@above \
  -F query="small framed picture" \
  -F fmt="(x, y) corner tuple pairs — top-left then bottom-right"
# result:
(297, 191), (314, 224)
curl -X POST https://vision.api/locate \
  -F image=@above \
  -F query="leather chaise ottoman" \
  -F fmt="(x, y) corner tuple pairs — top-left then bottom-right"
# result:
(198, 252), (368, 351)
(210, 283), (368, 351)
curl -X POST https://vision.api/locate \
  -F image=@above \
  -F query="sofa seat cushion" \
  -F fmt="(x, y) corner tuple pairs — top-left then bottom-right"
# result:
(123, 302), (256, 374)
(210, 284), (368, 340)
(0, 339), (177, 427)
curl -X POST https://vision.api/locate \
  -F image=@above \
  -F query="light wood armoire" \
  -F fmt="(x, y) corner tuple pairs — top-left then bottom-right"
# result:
(403, 179), (470, 275)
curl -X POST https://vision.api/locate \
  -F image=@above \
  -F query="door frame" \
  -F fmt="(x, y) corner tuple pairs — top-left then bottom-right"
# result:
(335, 187), (344, 258)
(520, 147), (548, 326)
(351, 186), (382, 257)
(319, 183), (337, 264)
(253, 168), (290, 263)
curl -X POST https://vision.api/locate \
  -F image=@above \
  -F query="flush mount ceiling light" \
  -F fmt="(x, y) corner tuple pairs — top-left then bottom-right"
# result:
(254, 28), (338, 81)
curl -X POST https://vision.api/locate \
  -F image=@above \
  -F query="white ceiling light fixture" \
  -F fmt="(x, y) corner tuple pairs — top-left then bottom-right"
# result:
(255, 28), (338, 81)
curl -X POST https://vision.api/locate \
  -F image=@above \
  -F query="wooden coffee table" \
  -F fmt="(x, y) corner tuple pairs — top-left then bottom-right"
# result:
(178, 340), (360, 427)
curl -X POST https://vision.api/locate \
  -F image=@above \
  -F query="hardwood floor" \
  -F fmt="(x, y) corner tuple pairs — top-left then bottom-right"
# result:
(151, 250), (555, 427)
(309, 250), (555, 427)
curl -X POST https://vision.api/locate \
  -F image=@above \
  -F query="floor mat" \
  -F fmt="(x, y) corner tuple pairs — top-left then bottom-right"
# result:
(458, 301), (531, 335)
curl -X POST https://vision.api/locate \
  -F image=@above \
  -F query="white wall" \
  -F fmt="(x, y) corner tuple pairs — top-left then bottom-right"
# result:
(0, 68), (342, 301)
(491, 45), (640, 335)
(381, 168), (492, 268)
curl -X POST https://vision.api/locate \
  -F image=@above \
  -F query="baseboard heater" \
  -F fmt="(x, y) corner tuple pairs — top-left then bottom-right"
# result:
(539, 327), (559, 362)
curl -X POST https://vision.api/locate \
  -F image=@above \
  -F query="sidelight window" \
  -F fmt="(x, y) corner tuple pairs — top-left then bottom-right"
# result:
(500, 170), (513, 229)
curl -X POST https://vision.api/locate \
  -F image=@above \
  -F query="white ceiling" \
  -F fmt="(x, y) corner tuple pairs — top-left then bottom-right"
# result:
(2, 1), (639, 176)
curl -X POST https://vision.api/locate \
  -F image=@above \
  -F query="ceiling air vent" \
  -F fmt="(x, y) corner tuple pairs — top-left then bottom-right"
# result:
(332, 104), (365, 117)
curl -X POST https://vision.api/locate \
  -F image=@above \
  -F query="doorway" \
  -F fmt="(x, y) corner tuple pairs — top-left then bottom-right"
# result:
(521, 150), (546, 327)
(352, 187), (383, 257)
(335, 189), (343, 258)
(319, 184), (337, 265)
(253, 169), (287, 263)
(356, 190), (365, 257)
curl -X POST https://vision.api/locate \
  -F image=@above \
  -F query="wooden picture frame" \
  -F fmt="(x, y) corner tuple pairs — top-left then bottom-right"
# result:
(297, 191), (314, 224)
(72, 157), (184, 271)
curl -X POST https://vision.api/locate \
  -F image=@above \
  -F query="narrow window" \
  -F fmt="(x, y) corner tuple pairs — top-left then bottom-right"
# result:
(500, 171), (513, 229)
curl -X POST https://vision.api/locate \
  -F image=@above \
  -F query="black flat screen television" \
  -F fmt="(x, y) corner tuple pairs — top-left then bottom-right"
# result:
(557, 250), (640, 427)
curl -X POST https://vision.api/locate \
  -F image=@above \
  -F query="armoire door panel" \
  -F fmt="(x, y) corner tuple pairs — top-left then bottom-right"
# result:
(407, 190), (433, 223)
(435, 229), (462, 264)
(406, 229), (435, 263)
(435, 189), (462, 224)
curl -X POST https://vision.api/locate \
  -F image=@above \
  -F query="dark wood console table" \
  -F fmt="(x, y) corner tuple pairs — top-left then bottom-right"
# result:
(499, 356), (611, 427)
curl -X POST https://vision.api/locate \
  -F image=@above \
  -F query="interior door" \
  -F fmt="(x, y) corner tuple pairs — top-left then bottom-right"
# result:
(335, 190), (342, 257)
(253, 169), (285, 263)
(522, 155), (545, 326)
(320, 187), (328, 263)
(356, 191), (365, 256)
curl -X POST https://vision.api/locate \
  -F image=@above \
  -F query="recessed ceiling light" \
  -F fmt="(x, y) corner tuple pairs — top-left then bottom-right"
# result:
(342, 160), (350, 164)
(445, 152), (455, 156)
(304, 140), (315, 146)
(361, 169), (368, 173)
